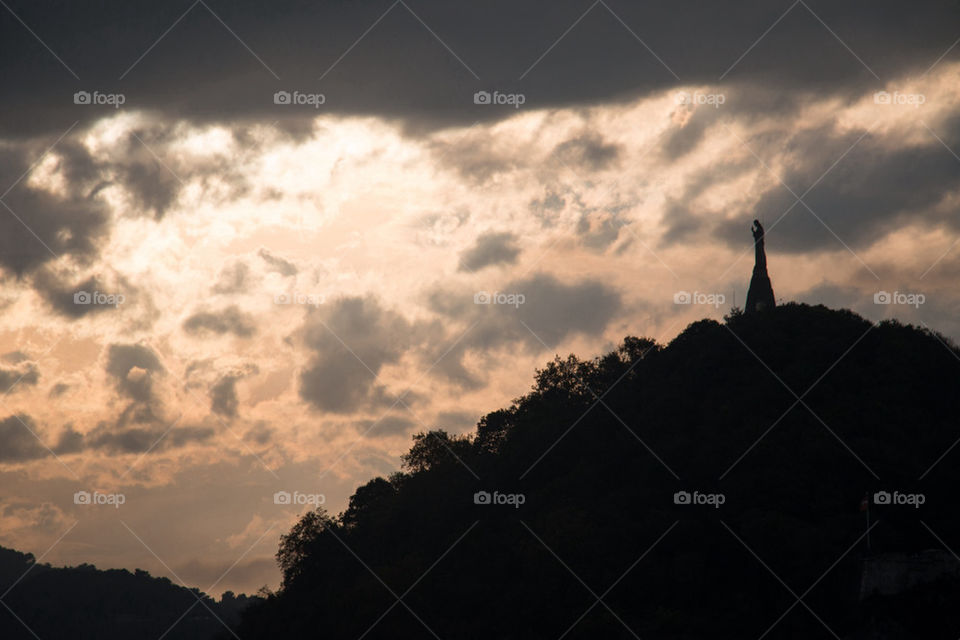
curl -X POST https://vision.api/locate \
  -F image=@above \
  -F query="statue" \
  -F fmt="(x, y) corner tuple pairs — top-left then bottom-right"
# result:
(745, 219), (775, 314)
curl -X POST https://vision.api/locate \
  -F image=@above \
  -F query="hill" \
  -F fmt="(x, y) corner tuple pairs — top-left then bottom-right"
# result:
(0, 545), (259, 639)
(232, 302), (960, 638)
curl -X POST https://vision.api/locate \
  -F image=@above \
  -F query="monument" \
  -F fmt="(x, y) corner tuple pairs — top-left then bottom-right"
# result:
(745, 219), (775, 314)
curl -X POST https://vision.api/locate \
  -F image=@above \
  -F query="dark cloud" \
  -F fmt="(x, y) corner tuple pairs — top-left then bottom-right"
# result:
(33, 270), (130, 318)
(105, 343), (164, 403)
(658, 155), (769, 247)
(113, 130), (182, 217)
(50, 417), (214, 455)
(530, 188), (567, 228)
(210, 376), (239, 418)
(210, 365), (258, 418)
(244, 421), (272, 445)
(54, 345), (215, 455)
(258, 248), (297, 276)
(659, 199), (702, 247)
(0, 414), (48, 462)
(0, 149), (109, 276)
(212, 261), (251, 294)
(714, 118), (960, 253)
(1, 1), (955, 139)
(299, 296), (422, 413)
(84, 424), (214, 454)
(0, 362), (39, 394)
(183, 306), (256, 338)
(425, 272), (623, 387)
(352, 415), (416, 438)
(458, 231), (521, 271)
(662, 106), (718, 160)
(552, 133), (622, 171)
(53, 425), (84, 454)
(429, 133), (524, 183)
(48, 382), (70, 398)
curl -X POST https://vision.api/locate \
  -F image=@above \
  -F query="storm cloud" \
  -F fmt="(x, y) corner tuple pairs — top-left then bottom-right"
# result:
(458, 231), (521, 271)
(1, 0), (956, 139)
(299, 296), (422, 413)
(183, 306), (257, 338)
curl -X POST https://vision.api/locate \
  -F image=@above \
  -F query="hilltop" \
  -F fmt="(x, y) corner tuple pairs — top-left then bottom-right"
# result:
(236, 303), (960, 639)
(0, 545), (258, 639)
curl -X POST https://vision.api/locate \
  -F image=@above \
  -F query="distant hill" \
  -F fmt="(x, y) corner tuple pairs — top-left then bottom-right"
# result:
(0, 545), (259, 639)
(234, 303), (960, 639)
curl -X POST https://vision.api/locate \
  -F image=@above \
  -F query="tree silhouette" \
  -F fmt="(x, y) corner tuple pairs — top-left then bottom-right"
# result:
(236, 303), (960, 639)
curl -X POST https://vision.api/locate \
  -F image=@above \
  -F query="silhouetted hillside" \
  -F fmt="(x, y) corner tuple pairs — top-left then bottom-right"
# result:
(236, 303), (960, 639)
(0, 545), (259, 639)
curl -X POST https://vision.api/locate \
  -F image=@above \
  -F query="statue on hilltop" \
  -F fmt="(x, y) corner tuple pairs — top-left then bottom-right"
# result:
(745, 219), (775, 314)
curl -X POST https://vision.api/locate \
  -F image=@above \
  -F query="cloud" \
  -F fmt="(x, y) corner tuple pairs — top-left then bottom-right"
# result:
(84, 424), (214, 454)
(1, 0), (955, 139)
(552, 133), (622, 171)
(429, 133), (525, 183)
(435, 410), (478, 432)
(210, 365), (258, 418)
(243, 422), (272, 445)
(351, 415), (416, 438)
(299, 296), (421, 413)
(458, 231), (521, 271)
(52, 417), (214, 456)
(0, 415), (48, 462)
(715, 119), (960, 253)
(425, 272), (623, 387)
(0, 149), (109, 276)
(53, 425), (84, 454)
(48, 382), (70, 398)
(0, 501), (70, 538)
(33, 271), (131, 319)
(0, 362), (39, 394)
(210, 376), (240, 418)
(662, 106), (717, 160)
(183, 306), (256, 338)
(2, 351), (28, 364)
(212, 261), (251, 294)
(258, 248), (297, 276)
(574, 199), (635, 253)
(105, 343), (164, 403)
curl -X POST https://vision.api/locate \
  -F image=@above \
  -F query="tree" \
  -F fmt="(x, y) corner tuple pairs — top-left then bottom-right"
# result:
(400, 430), (471, 473)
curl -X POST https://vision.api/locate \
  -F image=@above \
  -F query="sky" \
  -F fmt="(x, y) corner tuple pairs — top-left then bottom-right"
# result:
(0, 0), (958, 597)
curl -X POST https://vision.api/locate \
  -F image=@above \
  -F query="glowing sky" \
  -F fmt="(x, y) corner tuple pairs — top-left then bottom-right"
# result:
(0, 0), (958, 596)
